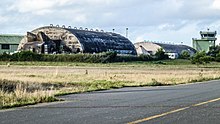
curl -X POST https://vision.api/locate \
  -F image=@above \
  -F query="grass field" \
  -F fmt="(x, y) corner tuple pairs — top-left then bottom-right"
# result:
(1, 59), (220, 109)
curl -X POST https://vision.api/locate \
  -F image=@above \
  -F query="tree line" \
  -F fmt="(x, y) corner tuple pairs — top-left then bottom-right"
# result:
(0, 46), (219, 64)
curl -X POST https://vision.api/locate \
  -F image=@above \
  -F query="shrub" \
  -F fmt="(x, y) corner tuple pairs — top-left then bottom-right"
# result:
(0, 52), (11, 61)
(200, 56), (215, 63)
(179, 50), (190, 59)
(191, 51), (214, 64)
(100, 51), (117, 63)
(208, 45), (220, 57)
(0, 50), (167, 63)
(11, 51), (43, 61)
(215, 52), (220, 62)
(139, 54), (153, 61)
(42, 52), (118, 63)
(155, 48), (169, 60)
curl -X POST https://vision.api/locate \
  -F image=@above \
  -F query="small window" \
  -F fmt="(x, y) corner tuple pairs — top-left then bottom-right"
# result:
(1, 44), (10, 49)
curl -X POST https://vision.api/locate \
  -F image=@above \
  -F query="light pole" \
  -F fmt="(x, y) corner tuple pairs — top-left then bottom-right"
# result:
(126, 28), (128, 38)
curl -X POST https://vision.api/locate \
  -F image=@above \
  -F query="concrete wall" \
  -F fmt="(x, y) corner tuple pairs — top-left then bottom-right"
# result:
(134, 42), (162, 55)
(193, 40), (214, 52)
(0, 44), (19, 54)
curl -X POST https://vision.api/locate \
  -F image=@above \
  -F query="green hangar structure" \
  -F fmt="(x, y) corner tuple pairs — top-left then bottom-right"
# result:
(0, 34), (23, 54)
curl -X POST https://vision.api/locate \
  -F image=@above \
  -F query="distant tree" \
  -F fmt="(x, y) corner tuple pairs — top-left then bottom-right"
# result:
(139, 54), (153, 61)
(191, 51), (214, 64)
(207, 45), (220, 62)
(208, 45), (220, 57)
(100, 51), (117, 63)
(0, 52), (11, 61)
(179, 50), (190, 59)
(155, 48), (169, 60)
(200, 56), (215, 63)
(215, 52), (220, 62)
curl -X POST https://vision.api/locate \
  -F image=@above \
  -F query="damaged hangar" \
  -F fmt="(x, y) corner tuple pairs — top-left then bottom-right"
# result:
(18, 26), (137, 55)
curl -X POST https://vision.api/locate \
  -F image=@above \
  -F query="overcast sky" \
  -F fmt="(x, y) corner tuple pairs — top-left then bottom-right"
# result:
(1, 0), (220, 46)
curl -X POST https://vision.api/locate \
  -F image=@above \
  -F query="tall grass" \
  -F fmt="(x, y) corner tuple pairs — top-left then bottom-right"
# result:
(0, 80), (57, 109)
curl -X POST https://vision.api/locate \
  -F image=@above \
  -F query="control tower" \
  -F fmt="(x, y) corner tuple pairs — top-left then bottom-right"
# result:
(192, 29), (217, 52)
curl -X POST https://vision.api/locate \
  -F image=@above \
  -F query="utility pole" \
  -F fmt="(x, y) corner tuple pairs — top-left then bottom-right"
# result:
(126, 28), (128, 38)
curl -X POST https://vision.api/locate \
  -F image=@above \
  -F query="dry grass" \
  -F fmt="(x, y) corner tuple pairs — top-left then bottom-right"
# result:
(0, 65), (219, 85)
(1, 61), (220, 108)
(0, 82), (57, 109)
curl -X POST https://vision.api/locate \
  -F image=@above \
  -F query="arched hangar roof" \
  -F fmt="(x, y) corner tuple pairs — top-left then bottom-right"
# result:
(134, 42), (196, 55)
(154, 43), (197, 54)
(65, 28), (136, 55)
(32, 26), (137, 55)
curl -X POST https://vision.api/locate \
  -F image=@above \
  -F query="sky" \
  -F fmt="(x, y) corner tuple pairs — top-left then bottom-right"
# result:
(1, 0), (220, 46)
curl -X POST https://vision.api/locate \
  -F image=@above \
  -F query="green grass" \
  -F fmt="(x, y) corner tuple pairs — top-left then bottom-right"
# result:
(0, 61), (96, 67)
(55, 80), (170, 96)
(0, 96), (59, 109)
(0, 59), (190, 66)
(1, 59), (219, 68)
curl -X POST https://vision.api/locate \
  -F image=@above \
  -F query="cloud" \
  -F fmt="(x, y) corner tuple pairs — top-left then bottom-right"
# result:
(158, 24), (176, 30)
(8, 0), (79, 15)
(212, 0), (220, 9)
(9, 0), (55, 13)
(0, 16), (9, 23)
(8, 0), (117, 14)
(0, 0), (220, 46)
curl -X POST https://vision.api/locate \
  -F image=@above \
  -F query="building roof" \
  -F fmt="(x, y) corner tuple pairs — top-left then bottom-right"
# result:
(154, 43), (196, 54)
(193, 38), (217, 41)
(0, 34), (23, 44)
(200, 31), (217, 35)
(135, 42), (196, 55)
(64, 28), (137, 54)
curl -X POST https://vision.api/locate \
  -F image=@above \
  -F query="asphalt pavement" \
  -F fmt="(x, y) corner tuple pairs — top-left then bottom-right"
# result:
(0, 80), (220, 124)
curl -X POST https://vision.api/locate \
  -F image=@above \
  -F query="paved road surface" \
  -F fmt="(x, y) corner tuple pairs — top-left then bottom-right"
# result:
(0, 80), (220, 124)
